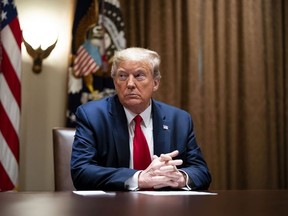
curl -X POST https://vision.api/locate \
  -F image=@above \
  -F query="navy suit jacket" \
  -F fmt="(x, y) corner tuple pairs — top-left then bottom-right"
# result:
(71, 95), (211, 191)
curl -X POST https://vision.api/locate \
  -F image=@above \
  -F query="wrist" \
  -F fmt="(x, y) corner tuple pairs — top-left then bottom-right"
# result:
(178, 170), (190, 188)
(137, 171), (144, 189)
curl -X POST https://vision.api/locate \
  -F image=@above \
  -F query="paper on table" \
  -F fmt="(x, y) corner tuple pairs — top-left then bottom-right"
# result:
(73, 191), (116, 196)
(136, 191), (217, 196)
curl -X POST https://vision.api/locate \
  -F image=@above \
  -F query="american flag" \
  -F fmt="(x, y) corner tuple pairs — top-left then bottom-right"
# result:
(0, 0), (22, 191)
(73, 40), (102, 77)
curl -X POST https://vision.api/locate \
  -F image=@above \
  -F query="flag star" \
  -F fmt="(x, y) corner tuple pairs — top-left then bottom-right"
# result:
(2, 0), (9, 7)
(1, 11), (7, 21)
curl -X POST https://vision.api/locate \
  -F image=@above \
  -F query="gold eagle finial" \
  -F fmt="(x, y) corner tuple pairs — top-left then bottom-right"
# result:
(23, 37), (58, 74)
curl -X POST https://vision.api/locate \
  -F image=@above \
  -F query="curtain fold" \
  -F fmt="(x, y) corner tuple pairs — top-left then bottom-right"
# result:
(120, 0), (288, 189)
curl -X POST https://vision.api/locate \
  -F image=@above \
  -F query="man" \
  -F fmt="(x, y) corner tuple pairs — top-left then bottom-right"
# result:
(71, 47), (211, 191)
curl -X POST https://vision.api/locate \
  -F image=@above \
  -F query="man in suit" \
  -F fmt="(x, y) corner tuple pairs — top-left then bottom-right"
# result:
(71, 47), (211, 191)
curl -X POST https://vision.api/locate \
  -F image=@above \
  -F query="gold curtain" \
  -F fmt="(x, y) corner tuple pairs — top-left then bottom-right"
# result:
(120, 0), (288, 190)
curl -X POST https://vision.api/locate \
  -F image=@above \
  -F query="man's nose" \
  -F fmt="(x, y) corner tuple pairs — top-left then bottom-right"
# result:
(127, 75), (135, 88)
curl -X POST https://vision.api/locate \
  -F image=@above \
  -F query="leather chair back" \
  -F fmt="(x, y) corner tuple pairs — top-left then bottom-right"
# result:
(52, 127), (75, 191)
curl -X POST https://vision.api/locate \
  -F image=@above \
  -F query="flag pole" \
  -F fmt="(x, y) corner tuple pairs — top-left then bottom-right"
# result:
(95, 0), (99, 24)
(98, 0), (109, 73)
(83, 0), (100, 93)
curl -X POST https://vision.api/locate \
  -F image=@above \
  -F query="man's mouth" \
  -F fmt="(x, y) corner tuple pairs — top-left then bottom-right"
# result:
(125, 94), (140, 98)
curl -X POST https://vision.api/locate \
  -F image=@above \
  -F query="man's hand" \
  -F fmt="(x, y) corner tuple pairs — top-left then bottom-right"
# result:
(138, 150), (187, 189)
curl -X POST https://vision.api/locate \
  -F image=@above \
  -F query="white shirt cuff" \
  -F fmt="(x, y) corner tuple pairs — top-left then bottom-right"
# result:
(179, 169), (191, 190)
(125, 171), (141, 191)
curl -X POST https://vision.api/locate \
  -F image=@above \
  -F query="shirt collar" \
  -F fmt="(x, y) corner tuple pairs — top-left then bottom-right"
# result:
(124, 102), (152, 127)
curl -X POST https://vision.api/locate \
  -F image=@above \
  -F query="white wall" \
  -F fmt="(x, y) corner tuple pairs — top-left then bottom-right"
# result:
(15, 0), (73, 191)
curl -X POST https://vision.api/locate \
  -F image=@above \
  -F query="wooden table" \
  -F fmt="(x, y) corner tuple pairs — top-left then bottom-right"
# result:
(0, 190), (287, 216)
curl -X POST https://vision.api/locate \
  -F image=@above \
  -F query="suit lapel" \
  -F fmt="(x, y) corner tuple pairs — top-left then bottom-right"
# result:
(109, 96), (130, 167)
(152, 101), (171, 156)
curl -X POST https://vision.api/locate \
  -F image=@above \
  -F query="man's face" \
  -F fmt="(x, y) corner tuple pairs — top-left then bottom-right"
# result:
(113, 60), (160, 114)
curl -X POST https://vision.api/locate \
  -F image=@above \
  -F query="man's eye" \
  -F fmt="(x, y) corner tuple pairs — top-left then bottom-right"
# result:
(135, 73), (146, 80)
(118, 73), (128, 80)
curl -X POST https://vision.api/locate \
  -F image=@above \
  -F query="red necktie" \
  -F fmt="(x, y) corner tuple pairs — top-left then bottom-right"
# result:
(133, 115), (151, 170)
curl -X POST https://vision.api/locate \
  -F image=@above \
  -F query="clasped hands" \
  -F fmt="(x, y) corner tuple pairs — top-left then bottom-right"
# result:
(138, 150), (186, 190)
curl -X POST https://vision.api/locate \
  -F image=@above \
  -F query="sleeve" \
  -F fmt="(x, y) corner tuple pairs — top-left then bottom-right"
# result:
(179, 115), (212, 190)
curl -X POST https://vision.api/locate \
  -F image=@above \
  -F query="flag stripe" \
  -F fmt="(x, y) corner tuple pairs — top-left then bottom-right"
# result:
(74, 51), (89, 70)
(0, 163), (14, 191)
(82, 60), (98, 74)
(0, 73), (20, 135)
(1, 50), (21, 107)
(74, 51), (89, 69)
(0, 103), (19, 162)
(76, 49), (90, 66)
(74, 50), (99, 75)
(1, 25), (21, 80)
(8, 18), (22, 48)
(74, 46), (85, 64)
(0, 132), (18, 186)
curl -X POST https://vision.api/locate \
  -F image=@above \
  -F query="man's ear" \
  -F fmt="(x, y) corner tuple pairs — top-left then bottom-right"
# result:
(153, 79), (160, 91)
